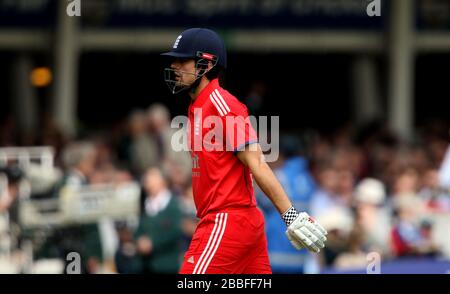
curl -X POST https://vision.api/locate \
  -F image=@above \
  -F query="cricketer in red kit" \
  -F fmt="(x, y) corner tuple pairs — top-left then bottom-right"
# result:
(162, 28), (328, 274)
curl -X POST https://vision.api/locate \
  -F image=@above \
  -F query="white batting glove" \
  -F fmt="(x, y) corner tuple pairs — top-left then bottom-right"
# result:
(282, 206), (328, 253)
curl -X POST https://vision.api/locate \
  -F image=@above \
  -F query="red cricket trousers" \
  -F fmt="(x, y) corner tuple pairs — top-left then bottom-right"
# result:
(179, 206), (272, 274)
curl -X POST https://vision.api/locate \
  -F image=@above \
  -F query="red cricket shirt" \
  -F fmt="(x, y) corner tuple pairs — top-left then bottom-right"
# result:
(187, 79), (258, 218)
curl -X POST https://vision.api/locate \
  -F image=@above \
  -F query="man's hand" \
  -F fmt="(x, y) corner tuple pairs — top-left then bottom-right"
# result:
(283, 208), (327, 253)
(136, 236), (153, 255)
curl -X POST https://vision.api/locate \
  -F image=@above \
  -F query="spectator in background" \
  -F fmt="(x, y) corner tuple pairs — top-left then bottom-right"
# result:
(88, 138), (131, 185)
(134, 167), (183, 273)
(419, 167), (450, 213)
(0, 165), (23, 259)
(426, 133), (449, 169)
(333, 226), (367, 270)
(127, 110), (160, 176)
(353, 178), (392, 257)
(316, 207), (354, 267)
(366, 130), (399, 189)
(438, 136), (450, 187)
(336, 168), (356, 208)
(121, 104), (192, 177)
(310, 158), (349, 218)
(329, 147), (359, 207)
(114, 223), (142, 274)
(0, 165), (23, 213)
(391, 167), (420, 198)
(256, 135), (316, 273)
(0, 166), (21, 265)
(166, 161), (191, 196)
(37, 141), (103, 274)
(0, 165), (24, 243)
(146, 104), (191, 178)
(391, 195), (439, 257)
(179, 184), (198, 252)
(61, 141), (97, 187)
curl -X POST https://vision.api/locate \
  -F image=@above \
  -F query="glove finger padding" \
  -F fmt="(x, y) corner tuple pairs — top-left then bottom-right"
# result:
(300, 226), (324, 249)
(305, 221), (327, 244)
(315, 221), (328, 236)
(293, 229), (320, 253)
(286, 230), (304, 250)
(305, 215), (328, 237)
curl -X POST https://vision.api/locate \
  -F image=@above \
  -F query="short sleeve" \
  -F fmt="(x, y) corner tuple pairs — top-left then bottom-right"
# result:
(222, 106), (258, 154)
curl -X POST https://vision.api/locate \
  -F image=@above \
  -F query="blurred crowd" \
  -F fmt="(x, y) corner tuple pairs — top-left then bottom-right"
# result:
(1, 102), (450, 274)
(257, 121), (450, 273)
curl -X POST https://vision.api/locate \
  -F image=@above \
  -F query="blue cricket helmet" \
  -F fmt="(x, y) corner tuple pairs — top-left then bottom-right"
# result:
(161, 28), (227, 68)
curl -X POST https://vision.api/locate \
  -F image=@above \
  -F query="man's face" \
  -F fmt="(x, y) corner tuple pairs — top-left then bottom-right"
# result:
(170, 58), (197, 87)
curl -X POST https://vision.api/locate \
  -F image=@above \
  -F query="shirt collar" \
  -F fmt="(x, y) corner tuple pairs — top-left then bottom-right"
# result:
(145, 189), (172, 216)
(191, 78), (220, 110)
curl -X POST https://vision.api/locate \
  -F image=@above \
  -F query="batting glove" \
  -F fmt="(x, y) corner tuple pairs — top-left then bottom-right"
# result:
(282, 206), (328, 253)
